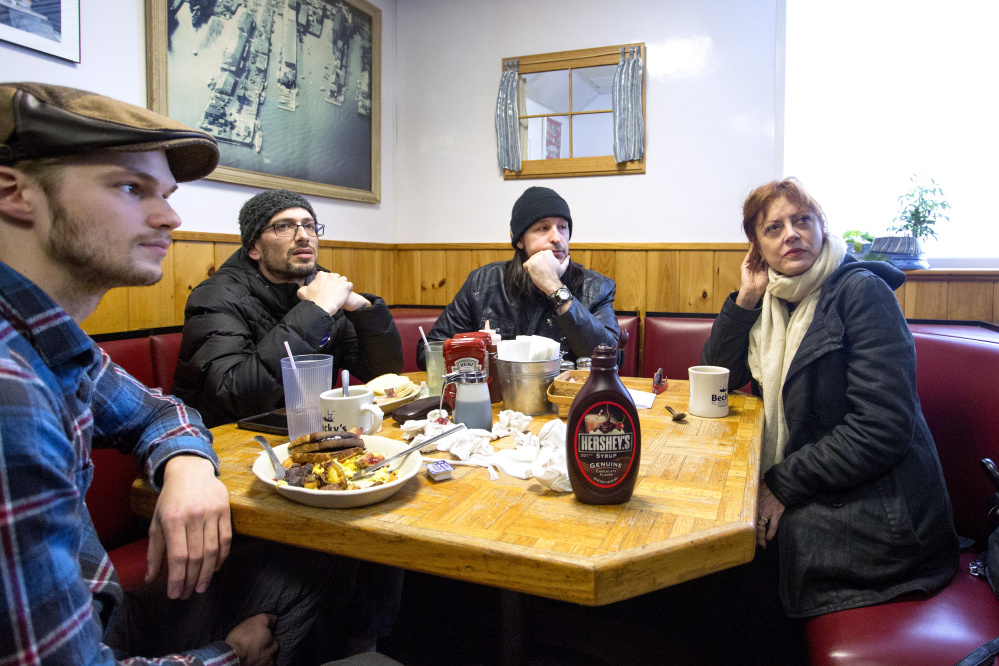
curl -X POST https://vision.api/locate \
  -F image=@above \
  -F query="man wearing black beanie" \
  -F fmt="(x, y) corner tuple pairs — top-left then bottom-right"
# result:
(419, 186), (620, 366)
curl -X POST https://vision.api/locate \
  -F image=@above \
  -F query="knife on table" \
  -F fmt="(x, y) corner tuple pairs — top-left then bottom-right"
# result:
(351, 424), (466, 480)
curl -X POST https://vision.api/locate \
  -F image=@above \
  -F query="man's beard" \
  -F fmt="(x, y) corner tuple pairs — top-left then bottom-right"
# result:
(45, 195), (164, 292)
(259, 243), (316, 282)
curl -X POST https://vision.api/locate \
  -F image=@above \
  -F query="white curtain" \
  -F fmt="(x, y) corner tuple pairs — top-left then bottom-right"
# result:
(495, 60), (522, 171)
(613, 46), (644, 163)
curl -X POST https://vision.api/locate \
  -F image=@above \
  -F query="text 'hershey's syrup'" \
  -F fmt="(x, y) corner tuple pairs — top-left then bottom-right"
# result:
(565, 344), (641, 504)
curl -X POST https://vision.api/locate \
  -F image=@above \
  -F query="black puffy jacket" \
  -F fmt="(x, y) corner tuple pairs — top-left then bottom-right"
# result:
(418, 260), (620, 366)
(702, 256), (958, 617)
(173, 249), (403, 427)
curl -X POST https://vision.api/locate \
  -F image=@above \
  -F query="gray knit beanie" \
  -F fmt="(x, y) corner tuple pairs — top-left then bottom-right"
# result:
(509, 186), (572, 247)
(238, 189), (318, 251)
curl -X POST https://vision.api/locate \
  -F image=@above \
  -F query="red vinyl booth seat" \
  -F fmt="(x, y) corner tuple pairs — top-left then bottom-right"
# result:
(97, 337), (156, 388)
(390, 306), (444, 374)
(805, 329), (999, 666)
(805, 551), (999, 666)
(150, 332), (183, 395)
(615, 312), (639, 377)
(641, 315), (716, 381)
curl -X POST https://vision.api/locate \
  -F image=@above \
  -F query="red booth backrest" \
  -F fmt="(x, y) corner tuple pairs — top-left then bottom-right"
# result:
(151, 332), (183, 395)
(97, 337), (156, 388)
(390, 307), (445, 373)
(91, 339), (149, 551)
(616, 313), (639, 377)
(912, 331), (999, 543)
(641, 316), (716, 380)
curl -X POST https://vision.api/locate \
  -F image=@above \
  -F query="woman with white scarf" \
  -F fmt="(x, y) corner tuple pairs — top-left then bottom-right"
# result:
(702, 179), (958, 621)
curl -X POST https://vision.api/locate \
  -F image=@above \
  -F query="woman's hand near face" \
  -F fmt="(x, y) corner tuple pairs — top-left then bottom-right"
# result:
(735, 248), (769, 309)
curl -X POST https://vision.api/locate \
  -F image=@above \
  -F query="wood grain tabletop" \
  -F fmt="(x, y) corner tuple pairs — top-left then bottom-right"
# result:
(132, 376), (763, 606)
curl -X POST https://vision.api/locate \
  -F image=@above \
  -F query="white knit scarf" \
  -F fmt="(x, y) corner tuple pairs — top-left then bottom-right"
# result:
(748, 236), (846, 474)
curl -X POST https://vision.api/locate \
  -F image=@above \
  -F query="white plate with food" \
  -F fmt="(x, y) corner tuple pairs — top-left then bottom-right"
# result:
(367, 374), (420, 414)
(251, 435), (421, 508)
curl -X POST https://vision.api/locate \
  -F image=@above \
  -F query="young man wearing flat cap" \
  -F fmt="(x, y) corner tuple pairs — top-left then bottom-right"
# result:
(173, 188), (403, 429)
(0, 83), (394, 666)
(419, 186), (621, 365)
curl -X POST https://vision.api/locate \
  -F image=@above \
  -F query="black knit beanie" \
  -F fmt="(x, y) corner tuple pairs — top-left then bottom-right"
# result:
(238, 189), (318, 251)
(509, 186), (573, 247)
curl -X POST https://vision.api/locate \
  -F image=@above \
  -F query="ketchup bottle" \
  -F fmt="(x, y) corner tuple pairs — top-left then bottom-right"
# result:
(565, 344), (641, 504)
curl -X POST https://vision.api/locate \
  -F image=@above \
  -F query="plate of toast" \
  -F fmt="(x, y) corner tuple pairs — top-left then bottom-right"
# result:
(366, 374), (420, 414)
(252, 431), (421, 508)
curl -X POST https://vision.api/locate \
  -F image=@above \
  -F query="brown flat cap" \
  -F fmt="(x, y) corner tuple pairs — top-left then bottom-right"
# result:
(0, 82), (219, 182)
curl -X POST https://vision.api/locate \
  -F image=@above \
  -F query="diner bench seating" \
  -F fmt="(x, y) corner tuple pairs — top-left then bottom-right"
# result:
(615, 311), (639, 377)
(389, 306), (444, 373)
(91, 328), (184, 590)
(804, 326), (999, 666)
(641, 313), (716, 380)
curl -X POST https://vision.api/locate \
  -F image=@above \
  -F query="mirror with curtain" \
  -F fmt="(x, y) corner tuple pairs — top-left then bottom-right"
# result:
(497, 44), (645, 179)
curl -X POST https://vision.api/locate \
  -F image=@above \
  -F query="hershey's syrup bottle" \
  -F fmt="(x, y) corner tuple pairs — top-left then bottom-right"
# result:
(565, 344), (642, 504)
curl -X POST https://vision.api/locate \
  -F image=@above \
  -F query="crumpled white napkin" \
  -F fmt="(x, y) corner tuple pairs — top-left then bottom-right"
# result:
(402, 410), (571, 492)
(402, 410), (495, 459)
(492, 410), (532, 438)
(458, 420), (570, 491)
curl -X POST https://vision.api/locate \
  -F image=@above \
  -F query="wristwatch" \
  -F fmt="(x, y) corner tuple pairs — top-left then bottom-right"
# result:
(549, 286), (572, 309)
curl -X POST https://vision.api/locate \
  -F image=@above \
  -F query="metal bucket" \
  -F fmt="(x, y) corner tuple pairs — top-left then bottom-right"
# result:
(494, 357), (562, 415)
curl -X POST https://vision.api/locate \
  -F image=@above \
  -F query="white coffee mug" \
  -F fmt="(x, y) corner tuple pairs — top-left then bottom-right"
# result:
(688, 366), (730, 418)
(319, 387), (383, 435)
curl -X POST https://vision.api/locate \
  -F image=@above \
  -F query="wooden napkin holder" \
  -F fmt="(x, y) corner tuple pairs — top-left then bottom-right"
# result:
(547, 369), (590, 417)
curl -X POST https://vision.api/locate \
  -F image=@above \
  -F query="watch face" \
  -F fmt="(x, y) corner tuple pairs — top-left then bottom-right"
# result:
(551, 287), (571, 306)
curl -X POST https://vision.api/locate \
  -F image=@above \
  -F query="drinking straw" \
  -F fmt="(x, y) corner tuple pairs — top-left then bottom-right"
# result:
(283, 341), (303, 409)
(342, 369), (350, 397)
(419, 325), (430, 348)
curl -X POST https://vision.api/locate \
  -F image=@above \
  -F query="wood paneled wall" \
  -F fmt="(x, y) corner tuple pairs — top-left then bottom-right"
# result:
(80, 232), (999, 335)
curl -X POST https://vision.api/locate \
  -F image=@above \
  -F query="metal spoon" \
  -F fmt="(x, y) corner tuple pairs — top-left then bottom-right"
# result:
(253, 435), (286, 481)
(665, 405), (687, 422)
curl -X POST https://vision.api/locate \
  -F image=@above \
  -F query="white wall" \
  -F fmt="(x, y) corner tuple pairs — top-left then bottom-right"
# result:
(2, 0), (780, 246)
(395, 0), (781, 244)
(0, 0), (398, 243)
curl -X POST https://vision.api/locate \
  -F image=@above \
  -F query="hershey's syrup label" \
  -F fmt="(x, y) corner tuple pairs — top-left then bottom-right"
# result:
(572, 401), (638, 488)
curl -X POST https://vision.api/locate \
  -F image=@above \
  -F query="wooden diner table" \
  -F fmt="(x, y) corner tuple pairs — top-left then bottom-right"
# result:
(132, 375), (763, 607)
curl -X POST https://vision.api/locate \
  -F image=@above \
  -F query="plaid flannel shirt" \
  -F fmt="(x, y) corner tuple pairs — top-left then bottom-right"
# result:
(0, 262), (235, 665)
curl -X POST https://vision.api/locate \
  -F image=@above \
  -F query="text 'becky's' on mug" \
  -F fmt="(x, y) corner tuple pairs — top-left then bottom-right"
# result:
(687, 366), (730, 418)
(319, 387), (384, 435)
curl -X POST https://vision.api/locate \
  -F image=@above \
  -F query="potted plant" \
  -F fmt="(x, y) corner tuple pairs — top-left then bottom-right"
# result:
(842, 230), (892, 263)
(843, 230), (873, 257)
(872, 175), (950, 269)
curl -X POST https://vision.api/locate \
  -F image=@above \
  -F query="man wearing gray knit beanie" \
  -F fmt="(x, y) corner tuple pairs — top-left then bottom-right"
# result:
(174, 188), (405, 658)
(418, 185), (620, 368)
(174, 188), (403, 430)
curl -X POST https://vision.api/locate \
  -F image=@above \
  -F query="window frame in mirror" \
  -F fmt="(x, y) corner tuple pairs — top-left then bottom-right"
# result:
(502, 43), (646, 180)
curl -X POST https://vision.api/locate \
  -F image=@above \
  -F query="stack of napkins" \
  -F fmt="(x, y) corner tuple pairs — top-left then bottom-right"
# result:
(496, 335), (561, 362)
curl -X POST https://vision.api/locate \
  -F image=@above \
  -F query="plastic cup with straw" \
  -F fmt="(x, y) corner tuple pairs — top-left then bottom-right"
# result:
(421, 326), (445, 398)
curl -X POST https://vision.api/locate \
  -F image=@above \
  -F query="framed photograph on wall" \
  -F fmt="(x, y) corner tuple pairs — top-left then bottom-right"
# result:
(146, 0), (381, 203)
(0, 0), (80, 62)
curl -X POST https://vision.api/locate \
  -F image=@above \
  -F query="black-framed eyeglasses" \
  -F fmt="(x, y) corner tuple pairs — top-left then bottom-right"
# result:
(263, 221), (325, 238)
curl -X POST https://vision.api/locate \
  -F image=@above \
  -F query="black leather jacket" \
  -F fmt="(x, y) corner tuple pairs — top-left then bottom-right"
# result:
(703, 256), (958, 617)
(173, 249), (403, 427)
(419, 260), (620, 365)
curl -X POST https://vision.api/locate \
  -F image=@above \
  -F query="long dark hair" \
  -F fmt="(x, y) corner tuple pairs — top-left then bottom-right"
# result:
(503, 247), (586, 304)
